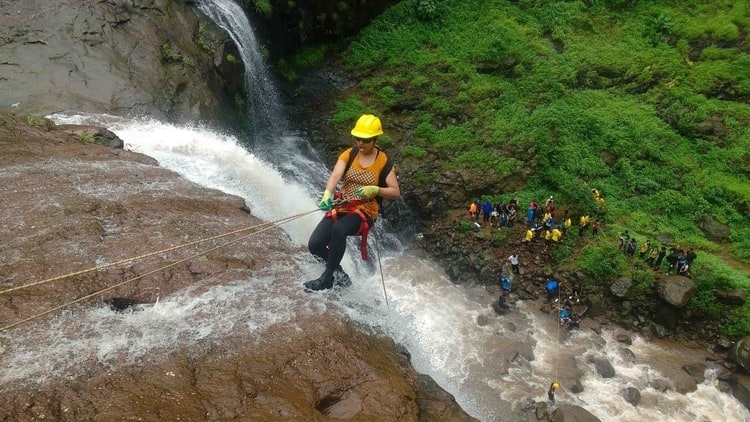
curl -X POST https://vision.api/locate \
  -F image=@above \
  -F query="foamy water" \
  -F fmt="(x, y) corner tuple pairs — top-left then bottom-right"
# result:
(11, 115), (743, 422)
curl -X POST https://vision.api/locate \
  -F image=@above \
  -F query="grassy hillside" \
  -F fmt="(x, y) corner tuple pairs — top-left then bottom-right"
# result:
(287, 0), (750, 336)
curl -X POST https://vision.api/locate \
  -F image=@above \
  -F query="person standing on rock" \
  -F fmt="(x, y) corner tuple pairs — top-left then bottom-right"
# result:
(654, 246), (667, 269)
(509, 253), (520, 274)
(305, 114), (400, 291)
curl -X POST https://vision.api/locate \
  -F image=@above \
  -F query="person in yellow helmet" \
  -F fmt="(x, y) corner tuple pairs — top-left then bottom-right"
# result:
(548, 381), (559, 403)
(305, 114), (401, 291)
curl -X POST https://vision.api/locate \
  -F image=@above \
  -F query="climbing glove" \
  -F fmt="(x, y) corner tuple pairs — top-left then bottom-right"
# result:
(319, 189), (333, 211)
(355, 185), (380, 199)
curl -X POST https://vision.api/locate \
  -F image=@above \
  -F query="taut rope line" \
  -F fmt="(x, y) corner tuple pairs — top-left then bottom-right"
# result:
(555, 287), (561, 383)
(373, 232), (389, 309)
(0, 209), (318, 296)
(0, 209), (317, 332)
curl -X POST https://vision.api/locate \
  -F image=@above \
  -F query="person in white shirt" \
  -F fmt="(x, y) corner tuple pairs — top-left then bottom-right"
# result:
(508, 254), (520, 274)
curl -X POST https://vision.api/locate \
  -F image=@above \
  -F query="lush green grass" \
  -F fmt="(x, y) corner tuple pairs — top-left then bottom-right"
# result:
(282, 0), (750, 336)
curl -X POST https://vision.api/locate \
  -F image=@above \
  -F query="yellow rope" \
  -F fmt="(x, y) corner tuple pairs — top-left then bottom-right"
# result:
(0, 209), (317, 332)
(0, 209), (317, 296)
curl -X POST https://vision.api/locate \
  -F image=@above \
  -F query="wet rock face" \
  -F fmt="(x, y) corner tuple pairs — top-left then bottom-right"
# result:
(0, 113), (477, 421)
(0, 0), (243, 126)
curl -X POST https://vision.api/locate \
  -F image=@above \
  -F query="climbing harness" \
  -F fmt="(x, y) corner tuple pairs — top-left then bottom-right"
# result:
(326, 196), (373, 260)
(0, 209), (318, 332)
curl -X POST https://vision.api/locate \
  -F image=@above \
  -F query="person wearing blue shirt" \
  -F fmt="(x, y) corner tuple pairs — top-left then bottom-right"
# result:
(545, 278), (559, 301)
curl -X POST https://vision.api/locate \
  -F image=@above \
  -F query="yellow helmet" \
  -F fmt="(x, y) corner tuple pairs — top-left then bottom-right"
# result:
(552, 382), (560, 389)
(351, 114), (383, 138)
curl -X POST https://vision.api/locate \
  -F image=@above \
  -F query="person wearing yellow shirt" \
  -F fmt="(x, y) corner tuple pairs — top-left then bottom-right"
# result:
(552, 228), (562, 242)
(544, 229), (552, 251)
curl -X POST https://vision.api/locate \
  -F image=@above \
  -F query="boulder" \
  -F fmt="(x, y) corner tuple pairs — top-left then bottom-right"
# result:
(610, 277), (633, 297)
(731, 336), (750, 373)
(592, 357), (616, 378)
(716, 288), (747, 306)
(698, 215), (731, 241)
(657, 276), (697, 308)
(621, 387), (641, 406)
(552, 404), (602, 422)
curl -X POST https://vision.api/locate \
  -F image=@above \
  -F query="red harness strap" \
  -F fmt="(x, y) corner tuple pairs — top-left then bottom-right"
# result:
(325, 199), (372, 260)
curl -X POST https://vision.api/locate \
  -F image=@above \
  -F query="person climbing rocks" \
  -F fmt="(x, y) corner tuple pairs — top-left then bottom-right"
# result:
(545, 278), (559, 301)
(509, 253), (520, 274)
(305, 114), (400, 291)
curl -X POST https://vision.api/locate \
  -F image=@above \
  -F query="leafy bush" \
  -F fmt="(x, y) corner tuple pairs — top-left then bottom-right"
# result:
(253, 0), (272, 17)
(161, 43), (182, 62)
(416, 0), (440, 21)
(401, 145), (428, 159)
(196, 23), (213, 53)
(575, 245), (627, 282)
(332, 96), (367, 124)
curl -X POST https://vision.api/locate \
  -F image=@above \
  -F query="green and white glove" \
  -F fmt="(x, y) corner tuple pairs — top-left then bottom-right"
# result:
(355, 185), (380, 199)
(319, 189), (333, 211)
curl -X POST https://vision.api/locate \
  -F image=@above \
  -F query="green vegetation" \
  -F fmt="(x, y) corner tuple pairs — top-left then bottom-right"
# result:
(26, 115), (47, 128)
(161, 43), (183, 62)
(278, 44), (327, 80)
(254, 0), (272, 17)
(78, 132), (94, 143)
(319, 0), (750, 336)
(196, 23), (213, 53)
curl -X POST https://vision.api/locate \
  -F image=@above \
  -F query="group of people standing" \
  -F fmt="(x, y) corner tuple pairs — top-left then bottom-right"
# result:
(469, 199), (519, 228)
(618, 231), (696, 277)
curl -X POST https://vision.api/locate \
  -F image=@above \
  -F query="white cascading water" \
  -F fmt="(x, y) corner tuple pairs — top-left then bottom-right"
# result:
(3, 0), (742, 420)
(39, 113), (749, 422)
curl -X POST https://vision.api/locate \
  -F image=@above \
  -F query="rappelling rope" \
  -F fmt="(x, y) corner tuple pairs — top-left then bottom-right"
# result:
(0, 209), (318, 296)
(0, 209), (318, 332)
(373, 233), (389, 309)
(555, 287), (561, 383)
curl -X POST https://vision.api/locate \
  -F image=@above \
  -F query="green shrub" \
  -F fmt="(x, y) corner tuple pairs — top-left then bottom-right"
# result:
(401, 145), (428, 159)
(491, 229), (512, 247)
(332, 96), (367, 124)
(575, 245), (627, 282)
(254, 0), (272, 17)
(378, 86), (400, 108)
(196, 23), (213, 53)
(161, 43), (182, 62)
(416, 0), (440, 22)
(79, 132), (94, 143)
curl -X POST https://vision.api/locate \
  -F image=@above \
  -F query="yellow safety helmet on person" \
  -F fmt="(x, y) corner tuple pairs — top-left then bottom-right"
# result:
(351, 114), (384, 138)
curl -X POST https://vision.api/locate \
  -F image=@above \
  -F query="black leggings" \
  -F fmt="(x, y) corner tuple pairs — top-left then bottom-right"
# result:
(308, 213), (366, 270)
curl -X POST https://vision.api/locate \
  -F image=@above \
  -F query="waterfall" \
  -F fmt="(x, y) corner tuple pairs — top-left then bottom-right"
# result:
(28, 1), (750, 421)
(197, 0), (329, 188)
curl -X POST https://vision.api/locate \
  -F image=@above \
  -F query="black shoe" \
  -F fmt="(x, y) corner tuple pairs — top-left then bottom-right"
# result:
(334, 266), (352, 288)
(304, 268), (334, 292)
